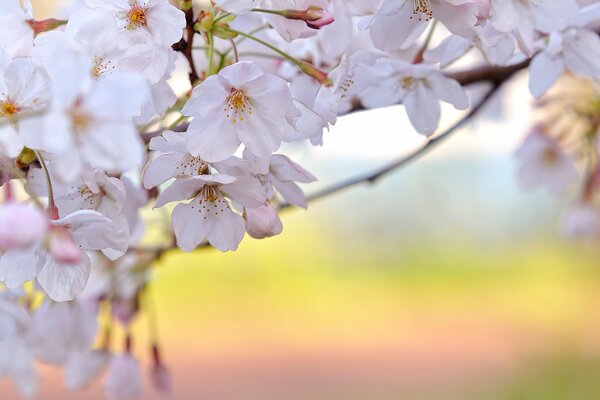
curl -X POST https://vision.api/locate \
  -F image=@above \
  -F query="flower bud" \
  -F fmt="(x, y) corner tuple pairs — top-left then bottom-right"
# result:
(0, 203), (48, 250)
(150, 345), (171, 393)
(105, 355), (143, 400)
(282, 6), (335, 29)
(245, 203), (283, 239)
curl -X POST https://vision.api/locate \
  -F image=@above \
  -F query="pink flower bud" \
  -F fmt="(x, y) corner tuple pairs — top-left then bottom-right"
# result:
(282, 6), (335, 30)
(245, 203), (283, 239)
(305, 6), (335, 29)
(150, 345), (171, 393)
(47, 227), (82, 264)
(0, 203), (48, 250)
(105, 355), (143, 400)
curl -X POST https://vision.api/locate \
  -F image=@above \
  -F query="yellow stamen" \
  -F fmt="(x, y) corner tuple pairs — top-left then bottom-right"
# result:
(127, 4), (148, 29)
(0, 100), (19, 117)
(410, 0), (433, 21)
(224, 89), (253, 124)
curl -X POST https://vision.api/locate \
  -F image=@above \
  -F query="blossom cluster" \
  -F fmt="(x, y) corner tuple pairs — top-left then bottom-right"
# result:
(0, 0), (598, 397)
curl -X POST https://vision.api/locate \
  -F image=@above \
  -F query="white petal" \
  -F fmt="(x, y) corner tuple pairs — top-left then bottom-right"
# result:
(37, 253), (91, 302)
(528, 51), (565, 98)
(172, 202), (212, 252)
(0, 247), (45, 288)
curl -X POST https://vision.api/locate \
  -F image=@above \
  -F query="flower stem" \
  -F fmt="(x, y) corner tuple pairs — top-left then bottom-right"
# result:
(229, 38), (239, 63)
(34, 150), (58, 219)
(207, 32), (215, 75)
(221, 27), (332, 85)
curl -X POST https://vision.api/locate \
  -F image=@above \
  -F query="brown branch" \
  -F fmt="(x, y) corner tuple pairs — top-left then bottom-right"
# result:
(172, 3), (200, 85)
(279, 81), (503, 211)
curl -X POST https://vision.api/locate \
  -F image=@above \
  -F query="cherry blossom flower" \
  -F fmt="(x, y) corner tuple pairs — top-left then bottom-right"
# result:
(28, 300), (97, 365)
(105, 354), (143, 400)
(515, 126), (579, 194)
(143, 130), (210, 189)
(22, 36), (149, 182)
(64, 349), (110, 390)
(355, 58), (469, 135)
(528, 19), (600, 97)
(85, 0), (186, 47)
(367, 0), (479, 52)
(0, 291), (37, 397)
(425, 23), (515, 68)
(0, 210), (127, 301)
(491, 0), (580, 54)
(154, 174), (266, 251)
(0, 202), (48, 251)
(183, 61), (293, 161)
(0, 51), (51, 157)
(561, 201), (600, 239)
(0, 0), (34, 57)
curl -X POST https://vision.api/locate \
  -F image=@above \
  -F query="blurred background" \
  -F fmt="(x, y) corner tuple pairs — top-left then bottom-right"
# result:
(4, 2), (600, 399)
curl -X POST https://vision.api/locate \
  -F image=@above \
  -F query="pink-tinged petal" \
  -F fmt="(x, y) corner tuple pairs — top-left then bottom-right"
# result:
(145, 0), (186, 45)
(4, 58), (50, 108)
(186, 117), (241, 162)
(243, 74), (293, 115)
(105, 355), (143, 400)
(428, 74), (469, 110)
(424, 35), (471, 69)
(154, 177), (206, 208)
(528, 51), (565, 98)
(270, 155), (317, 183)
(65, 350), (110, 391)
(154, 130), (187, 153)
(433, 0), (478, 37)
(143, 152), (183, 189)
(182, 75), (230, 117)
(219, 61), (264, 89)
(154, 174), (236, 209)
(57, 210), (127, 253)
(404, 82), (441, 136)
(271, 177), (308, 208)
(370, 2), (427, 51)
(172, 202), (212, 252)
(37, 253), (91, 302)
(0, 246), (45, 288)
(221, 176), (267, 208)
(238, 106), (284, 159)
(206, 209), (245, 252)
(245, 203), (283, 239)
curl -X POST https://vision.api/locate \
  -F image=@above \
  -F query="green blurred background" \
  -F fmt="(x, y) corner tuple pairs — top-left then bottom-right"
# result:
(5, 2), (600, 399)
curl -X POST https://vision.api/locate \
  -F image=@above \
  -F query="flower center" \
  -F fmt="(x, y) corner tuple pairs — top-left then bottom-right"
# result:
(224, 89), (253, 124)
(0, 99), (19, 118)
(68, 185), (104, 209)
(541, 148), (559, 165)
(191, 185), (232, 218)
(175, 155), (209, 177)
(69, 107), (92, 134)
(127, 4), (148, 29)
(92, 56), (115, 78)
(410, 0), (433, 21)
